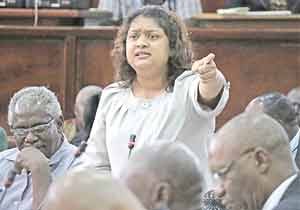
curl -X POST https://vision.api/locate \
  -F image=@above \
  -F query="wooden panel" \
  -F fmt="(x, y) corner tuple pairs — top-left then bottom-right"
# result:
(0, 9), (112, 26)
(0, 24), (298, 132)
(77, 39), (114, 88)
(0, 37), (68, 130)
(202, 0), (225, 12)
(190, 33), (300, 127)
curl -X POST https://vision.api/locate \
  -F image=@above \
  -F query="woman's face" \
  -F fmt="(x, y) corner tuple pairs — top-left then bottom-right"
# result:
(126, 16), (170, 79)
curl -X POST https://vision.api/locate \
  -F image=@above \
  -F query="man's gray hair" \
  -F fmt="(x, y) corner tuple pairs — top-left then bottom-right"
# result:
(8, 86), (62, 126)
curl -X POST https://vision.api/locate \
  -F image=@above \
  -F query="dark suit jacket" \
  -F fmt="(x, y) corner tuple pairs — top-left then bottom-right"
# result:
(273, 174), (300, 210)
(224, 0), (300, 13)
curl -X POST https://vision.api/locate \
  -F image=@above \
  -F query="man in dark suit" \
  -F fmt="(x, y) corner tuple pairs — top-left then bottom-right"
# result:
(273, 174), (300, 210)
(224, 0), (300, 13)
(208, 112), (300, 210)
(245, 92), (300, 169)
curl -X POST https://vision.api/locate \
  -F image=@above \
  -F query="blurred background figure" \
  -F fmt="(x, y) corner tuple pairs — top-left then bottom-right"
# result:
(98, 0), (202, 25)
(42, 168), (146, 210)
(72, 85), (102, 146)
(287, 86), (300, 127)
(245, 92), (300, 168)
(64, 85), (102, 146)
(0, 126), (8, 152)
(224, 0), (300, 13)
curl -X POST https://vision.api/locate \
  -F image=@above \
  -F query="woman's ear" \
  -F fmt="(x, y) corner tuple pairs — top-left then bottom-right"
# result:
(151, 182), (171, 210)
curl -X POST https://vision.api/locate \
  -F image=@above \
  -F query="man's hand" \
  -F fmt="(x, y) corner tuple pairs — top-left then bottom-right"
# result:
(15, 147), (49, 174)
(15, 147), (51, 210)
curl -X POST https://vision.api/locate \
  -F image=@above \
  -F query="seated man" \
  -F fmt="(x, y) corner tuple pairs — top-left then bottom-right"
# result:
(41, 168), (146, 210)
(287, 86), (300, 127)
(0, 86), (81, 210)
(245, 92), (300, 168)
(209, 112), (300, 210)
(0, 127), (8, 152)
(224, 0), (300, 13)
(120, 142), (204, 210)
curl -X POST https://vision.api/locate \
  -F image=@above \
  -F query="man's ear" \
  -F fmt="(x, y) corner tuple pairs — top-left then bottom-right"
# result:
(151, 182), (171, 210)
(254, 147), (271, 174)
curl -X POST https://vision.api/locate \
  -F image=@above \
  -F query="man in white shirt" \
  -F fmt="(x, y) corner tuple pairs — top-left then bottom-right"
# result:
(208, 112), (300, 210)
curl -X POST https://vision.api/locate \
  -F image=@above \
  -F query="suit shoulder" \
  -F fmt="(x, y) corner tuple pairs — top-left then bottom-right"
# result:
(274, 196), (300, 210)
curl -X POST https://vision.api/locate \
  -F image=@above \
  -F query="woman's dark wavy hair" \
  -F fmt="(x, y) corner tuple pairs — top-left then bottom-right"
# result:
(111, 5), (193, 91)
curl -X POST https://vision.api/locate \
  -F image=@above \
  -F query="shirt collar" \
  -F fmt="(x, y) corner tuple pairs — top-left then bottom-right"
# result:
(48, 140), (73, 167)
(262, 174), (298, 210)
(290, 128), (300, 158)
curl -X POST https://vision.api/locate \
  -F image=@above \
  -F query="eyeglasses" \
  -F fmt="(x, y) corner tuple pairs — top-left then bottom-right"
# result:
(11, 119), (55, 139)
(213, 147), (256, 181)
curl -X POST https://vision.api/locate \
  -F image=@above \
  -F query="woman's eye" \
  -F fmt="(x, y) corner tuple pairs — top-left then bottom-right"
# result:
(149, 34), (159, 40)
(128, 34), (138, 40)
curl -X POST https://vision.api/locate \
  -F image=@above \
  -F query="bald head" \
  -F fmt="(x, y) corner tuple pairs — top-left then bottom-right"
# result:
(43, 168), (145, 210)
(245, 92), (299, 140)
(121, 142), (203, 210)
(287, 87), (300, 103)
(212, 112), (290, 156)
(209, 112), (296, 210)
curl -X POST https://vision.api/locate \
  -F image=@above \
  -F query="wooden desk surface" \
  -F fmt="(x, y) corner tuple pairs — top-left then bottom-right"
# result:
(193, 13), (300, 20)
(191, 13), (300, 28)
(0, 8), (112, 18)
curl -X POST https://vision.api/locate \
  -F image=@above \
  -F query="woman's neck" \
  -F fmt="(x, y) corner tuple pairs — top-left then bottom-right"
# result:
(133, 75), (168, 99)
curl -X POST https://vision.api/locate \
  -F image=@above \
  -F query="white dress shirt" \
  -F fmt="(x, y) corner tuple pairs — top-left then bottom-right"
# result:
(290, 129), (300, 160)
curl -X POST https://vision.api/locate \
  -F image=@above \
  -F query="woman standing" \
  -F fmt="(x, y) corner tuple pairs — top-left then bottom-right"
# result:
(83, 6), (229, 189)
